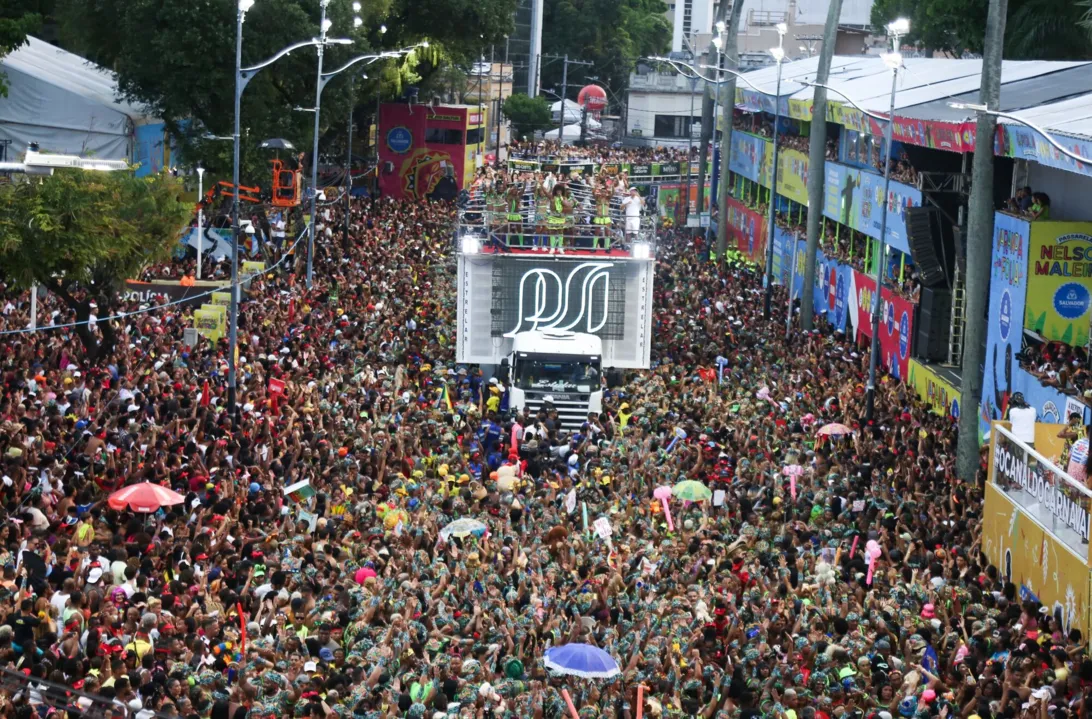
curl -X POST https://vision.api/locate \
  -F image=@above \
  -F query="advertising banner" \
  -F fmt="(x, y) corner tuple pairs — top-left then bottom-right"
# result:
(907, 359), (960, 418)
(122, 279), (227, 307)
(771, 229), (785, 286)
(193, 307), (226, 343)
(982, 482), (1090, 636)
(822, 163), (918, 256)
(998, 124), (1092, 180)
(728, 132), (771, 185)
(1024, 222), (1092, 347)
(812, 249), (851, 332)
(723, 196), (768, 265)
(776, 148), (810, 205)
(851, 269), (915, 380)
(826, 102), (976, 153)
(981, 212), (1030, 437)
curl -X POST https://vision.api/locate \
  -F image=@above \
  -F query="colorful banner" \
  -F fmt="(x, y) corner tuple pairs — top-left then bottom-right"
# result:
(1025, 222), (1092, 347)
(122, 279), (227, 307)
(723, 196), (767, 265)
(822, 162), (918, 256)
(983, 482), (1091, 636)
(997, 124), (1092, 179)
(907, 359), (960, 418)
(981, 212), (1031, 437)
(851, 269), (915, 381)
(825, 102), (976, 153)
(776, 148), (810, 205)
(727, 131), (771, 185)
(812, 249), (851, 332)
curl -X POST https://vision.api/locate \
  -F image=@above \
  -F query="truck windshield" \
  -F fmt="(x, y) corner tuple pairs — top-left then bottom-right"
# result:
(515, 359), (600, 393)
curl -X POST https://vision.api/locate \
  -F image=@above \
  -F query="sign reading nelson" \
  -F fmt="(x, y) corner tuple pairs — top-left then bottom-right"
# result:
(490, 260), (626, 339)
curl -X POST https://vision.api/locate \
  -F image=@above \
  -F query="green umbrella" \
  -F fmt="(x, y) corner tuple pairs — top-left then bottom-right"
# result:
(672, 480), (712, 502)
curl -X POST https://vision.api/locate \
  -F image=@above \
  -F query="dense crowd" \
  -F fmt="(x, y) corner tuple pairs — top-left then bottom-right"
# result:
(508, 141), (701, 165)
(0, 181), (1085, 719)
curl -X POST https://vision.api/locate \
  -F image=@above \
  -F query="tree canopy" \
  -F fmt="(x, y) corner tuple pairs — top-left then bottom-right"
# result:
(870, 0), (1092, 58)
(540, 0), (669, 112)
(0, 2), (42, 96)
(0, 170), (190, 358)
(53, 0), (514, 182)
(503, 93), (553, 141)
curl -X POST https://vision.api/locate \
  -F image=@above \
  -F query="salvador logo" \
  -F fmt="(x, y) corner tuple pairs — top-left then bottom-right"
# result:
(400, 148), (454, 199)
(1053, 282), (1091, 321)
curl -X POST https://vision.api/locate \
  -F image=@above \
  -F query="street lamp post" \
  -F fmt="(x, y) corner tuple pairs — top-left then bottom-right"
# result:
(863, 21), (908, 422)
(800, 20), (908, 421)
(762, 22), (787, 320)
(196, 166), (205, 280)
(706, 22), (726, 247)
(306, 0), (334, 290)
(229, 0), (352, 418)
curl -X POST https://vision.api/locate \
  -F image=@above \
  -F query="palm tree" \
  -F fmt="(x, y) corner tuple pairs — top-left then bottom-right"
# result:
(1005, 0), (1092, 59)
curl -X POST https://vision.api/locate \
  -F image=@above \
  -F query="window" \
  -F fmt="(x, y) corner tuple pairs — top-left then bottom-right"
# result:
(654, 114), (694, 139)
(425, 127), (463, 144)
(466, 127), (484, 146)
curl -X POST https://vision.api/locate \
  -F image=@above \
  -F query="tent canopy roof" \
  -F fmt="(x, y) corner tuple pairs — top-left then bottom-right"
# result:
(2, 35), (158, 125)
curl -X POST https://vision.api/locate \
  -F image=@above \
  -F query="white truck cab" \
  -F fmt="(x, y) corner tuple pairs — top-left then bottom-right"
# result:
(505, 330), (604, 430)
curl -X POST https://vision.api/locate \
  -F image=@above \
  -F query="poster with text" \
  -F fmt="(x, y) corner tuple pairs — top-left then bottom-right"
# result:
(1025, 221), (1092, 347)
(980, 212), (1030, 438)
(851, 269), (914, 380)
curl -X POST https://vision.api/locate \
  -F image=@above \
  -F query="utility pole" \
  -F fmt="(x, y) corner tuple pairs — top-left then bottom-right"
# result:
(544, 54), (593, 145)
(958, 0), (1009, 482)
(799, 0), (843, 330)
(528, 0), (543, 98)
(495, 36), (509, 162)
(685, 75), (697, 223)
(344, 76), (354, 246)
(697, 0), (730, 217)
(716, 0), (745, 257)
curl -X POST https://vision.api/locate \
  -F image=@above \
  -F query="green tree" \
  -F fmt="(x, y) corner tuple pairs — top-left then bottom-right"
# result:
(0, 170), (190, 359)
(871, 0), (1092, 57)
(54, 0), (512, 184)
(503, 93), (552, 140)
(0, 2), (43, 96)
(540, 0), (669, 111)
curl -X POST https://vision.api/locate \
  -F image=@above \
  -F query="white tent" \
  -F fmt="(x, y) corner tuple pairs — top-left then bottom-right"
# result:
(0, 36), (165, 170)
(550, 98), (584, 125)
(543, 122), (605, 143)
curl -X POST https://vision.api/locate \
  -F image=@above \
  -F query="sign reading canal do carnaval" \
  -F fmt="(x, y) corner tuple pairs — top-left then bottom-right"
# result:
(1026, 222), (1092, 347)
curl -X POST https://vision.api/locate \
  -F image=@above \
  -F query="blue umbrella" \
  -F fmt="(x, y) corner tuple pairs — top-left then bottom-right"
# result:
(543, 643), (620, 679)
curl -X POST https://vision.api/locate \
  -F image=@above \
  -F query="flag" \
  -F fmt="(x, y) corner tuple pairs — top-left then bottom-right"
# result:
(201, 380), (210, 407)
(434, 380), (452, 408)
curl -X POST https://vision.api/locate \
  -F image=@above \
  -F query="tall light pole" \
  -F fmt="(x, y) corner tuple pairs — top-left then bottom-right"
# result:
(229, 0), (352, 418)
(306, 0), (334, 290)
(863, 22), (907, 422)
(196, 165), (205, 280)
(762, 23), (787, 319)
(802, 21), (908, 421)
(706, 22), (725, 246)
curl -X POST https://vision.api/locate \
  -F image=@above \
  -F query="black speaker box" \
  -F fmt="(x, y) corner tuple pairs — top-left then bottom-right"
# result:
(906, 207), (947, 287)
(915, 286), (952, 362)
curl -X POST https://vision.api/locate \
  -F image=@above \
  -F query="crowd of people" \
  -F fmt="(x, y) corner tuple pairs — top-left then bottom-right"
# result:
(1019, 341), (1092, 400)
(0, 173), (1084, 719)
(1005, 188), (1052, 221)
(507, 141), (701, 166)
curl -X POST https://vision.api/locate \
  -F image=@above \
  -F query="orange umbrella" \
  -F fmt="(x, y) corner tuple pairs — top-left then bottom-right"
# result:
(108, 482), (185, 513)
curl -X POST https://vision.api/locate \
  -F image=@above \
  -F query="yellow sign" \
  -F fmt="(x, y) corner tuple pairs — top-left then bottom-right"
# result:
(1024, 221), (1092, 347)
(787, 98), (813, 121)
(242, 261), (265, 277)
(907, 360), (960, 418)
(982, 481), (1090, 637)
(194, 308), (226, 343)
(827, 102), (869, 133)
(776, 148), (809, 205)
(211, 291), (232, 307)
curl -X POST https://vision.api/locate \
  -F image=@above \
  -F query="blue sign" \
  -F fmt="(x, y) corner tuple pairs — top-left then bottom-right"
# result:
(833, 266), (849, 331)
(1053, 282), (1091, 320)
(999, 289), (1012, 341)
(899, 311), (910, 360)
(981, 212), (1030, 438)
(386, 127), (412, 154)
(821, 162), (920, 256)
(728, 132), (767, 184)
(951, 399), (960, 419)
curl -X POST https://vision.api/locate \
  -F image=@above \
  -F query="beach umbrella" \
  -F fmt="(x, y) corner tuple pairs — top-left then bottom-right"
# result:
(108, 482), (185, 513)
(439, 518), (488, 540)
(672, 479), (712, 502)
(543, 643), (620, 679)
(816, 423), (853, 438)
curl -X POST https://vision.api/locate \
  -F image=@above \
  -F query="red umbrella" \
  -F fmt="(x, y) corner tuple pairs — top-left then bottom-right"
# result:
(108, 482), (185, 513)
